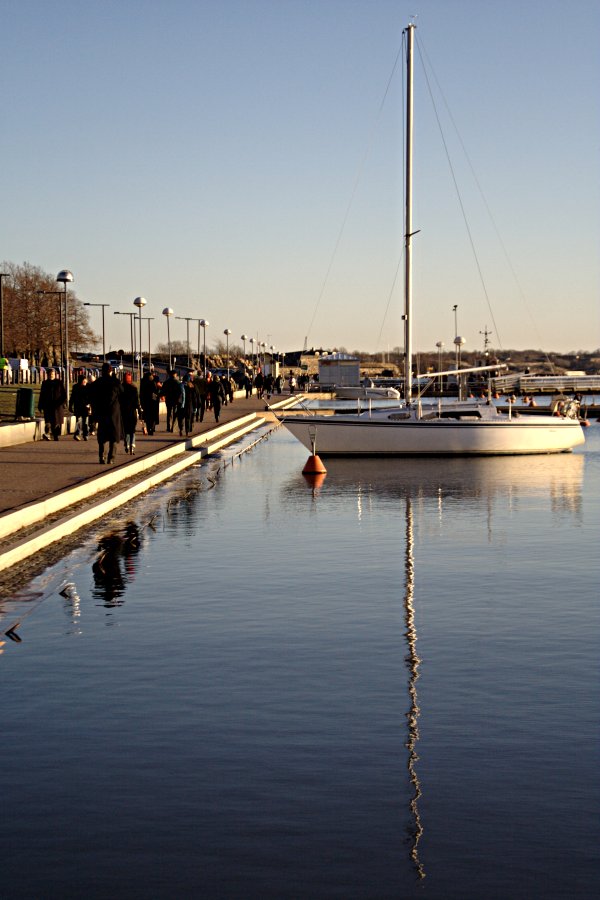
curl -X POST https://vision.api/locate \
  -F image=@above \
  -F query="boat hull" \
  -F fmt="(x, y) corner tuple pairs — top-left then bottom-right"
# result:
(280, 413), (585, 456)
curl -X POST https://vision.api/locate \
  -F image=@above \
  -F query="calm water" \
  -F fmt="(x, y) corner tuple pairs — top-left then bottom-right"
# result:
(1, 424), (599, 899)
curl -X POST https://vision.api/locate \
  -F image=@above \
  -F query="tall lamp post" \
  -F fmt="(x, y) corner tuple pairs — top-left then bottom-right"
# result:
(240, 334), (248, 368)
(223, 328), (232, 379)
(56, 269), (74, 399)
(162, 307), (174, 370)
(0, 272), (10, 359)
(141, 316), (154, 369)
(249, 337), (256, 377)
(175, 316), (193, 367)
(83, 302), (110, 360)
(37, 290), (64, 369)
(435, 340), (444, 395)
(199, 319), (209, 376)
(133, 297), (147, 381)
(114, 311), (136, 374)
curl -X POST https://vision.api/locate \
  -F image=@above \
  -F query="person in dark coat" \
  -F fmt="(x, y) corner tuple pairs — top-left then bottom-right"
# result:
(88, 362), (123, 464)
(37, 369), (67, 440)
(120, 372), (143, 454)
(181, 374), (198, 436)
(208, 374), (226, 423)
(162, 370), (183, 432)
(139, 370), (158, 434)
(69, 373), (90, 440)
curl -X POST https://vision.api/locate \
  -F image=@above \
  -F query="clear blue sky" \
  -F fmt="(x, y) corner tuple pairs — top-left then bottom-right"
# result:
(1, 0), (598, 356)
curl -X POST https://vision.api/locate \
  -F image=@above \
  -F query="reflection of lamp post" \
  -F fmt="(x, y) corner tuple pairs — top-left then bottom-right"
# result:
(199, 319), (209, 376)
(114, 311), (136, 374)
(56, 269), (74, 398)
(84, 302), (110, 360)
(175, 316), (193, 367)
(162, 307), (174, 370)
(133, 297), (147, 382)
(0, 272), (10, 358)
(223, 328), (232, 379)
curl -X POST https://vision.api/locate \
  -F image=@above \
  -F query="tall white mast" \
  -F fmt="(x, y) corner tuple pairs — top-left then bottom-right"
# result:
(404, 23), (415, 405)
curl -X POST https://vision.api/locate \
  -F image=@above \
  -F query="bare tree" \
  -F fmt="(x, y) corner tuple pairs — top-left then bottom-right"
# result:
(1, 260), (97, 364)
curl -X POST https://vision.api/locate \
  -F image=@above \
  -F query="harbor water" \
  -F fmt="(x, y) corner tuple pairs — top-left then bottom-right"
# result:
(1, 424), (599, 898)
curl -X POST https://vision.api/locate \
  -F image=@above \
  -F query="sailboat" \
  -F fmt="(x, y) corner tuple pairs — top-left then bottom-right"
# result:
(280, 24), (585, 457)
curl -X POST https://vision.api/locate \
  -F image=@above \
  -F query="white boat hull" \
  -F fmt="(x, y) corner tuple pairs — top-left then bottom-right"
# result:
(335, 386), (401, 400)
(280, 410), (585, 456)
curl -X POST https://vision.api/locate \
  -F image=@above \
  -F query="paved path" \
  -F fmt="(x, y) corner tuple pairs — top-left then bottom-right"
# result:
(0, 394), (274, 516)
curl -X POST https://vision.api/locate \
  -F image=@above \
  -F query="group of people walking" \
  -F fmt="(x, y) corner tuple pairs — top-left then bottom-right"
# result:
(37, 363), (243, 465)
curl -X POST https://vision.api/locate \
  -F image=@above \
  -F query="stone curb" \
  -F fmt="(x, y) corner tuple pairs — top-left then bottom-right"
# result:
(0, 415), (268, 573)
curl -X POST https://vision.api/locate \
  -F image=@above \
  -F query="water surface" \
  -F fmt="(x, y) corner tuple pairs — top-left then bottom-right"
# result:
(2, 426), (599, 898)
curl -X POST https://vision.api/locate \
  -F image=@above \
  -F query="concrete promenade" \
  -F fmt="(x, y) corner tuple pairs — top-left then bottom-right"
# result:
(0, 393), (297, 588)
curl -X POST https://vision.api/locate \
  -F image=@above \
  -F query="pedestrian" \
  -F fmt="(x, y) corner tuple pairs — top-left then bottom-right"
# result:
(120, 372), (143, 454)
(181, 374), (198, 435)
(0, 352), (9, 385)
(162, 370), (183, 432)
(69, 373), (90, 440)
(208, 374), (225, 423)
(139, 369), (159, 434)
(87, 362), (123, 464)
(194, 371), (209, 422)
(37, 368), (67, 440)
(254, 370), (264, 399)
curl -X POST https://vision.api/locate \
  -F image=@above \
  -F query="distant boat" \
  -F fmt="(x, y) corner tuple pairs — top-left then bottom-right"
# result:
(335, 380), (401, 400)
(281, 23), (584, 456)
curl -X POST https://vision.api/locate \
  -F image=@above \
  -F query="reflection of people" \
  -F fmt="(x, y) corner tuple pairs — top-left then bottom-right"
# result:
(88, 362), (123, 464)
(38, 369), (67, 440)
(91, 523), (142, 607)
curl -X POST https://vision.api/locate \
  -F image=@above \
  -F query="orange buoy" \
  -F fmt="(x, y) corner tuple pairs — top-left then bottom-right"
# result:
(303, 453), (327, 475)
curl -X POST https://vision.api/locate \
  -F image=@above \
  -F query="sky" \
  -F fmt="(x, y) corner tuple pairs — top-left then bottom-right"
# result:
(1, 0), (598, 357)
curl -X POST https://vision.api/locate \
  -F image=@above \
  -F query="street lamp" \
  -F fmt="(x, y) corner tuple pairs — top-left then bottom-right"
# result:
(56, 269), (74, 399)
(141, 316), (154, 368)
(37, 290), (64, 369)
(133, 297), (147, 381)
(175, 316), (193, 367)
(83, 302), (110, 360)
(162, 308), (174, 370)
(249, 337), (256, 376)
(435, 340), (444, 395)
(223, 328), (232, 379)
(199, 319), (209, 376)
(114, 311), (136, 373)
(240, 334), (249, 366)
(0, 273), (10, 359)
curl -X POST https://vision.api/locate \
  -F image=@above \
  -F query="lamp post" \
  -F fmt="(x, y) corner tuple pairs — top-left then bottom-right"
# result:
(175, 316), (193, 367)
(435, 340), (444, 395)
(133, 297), (147, 382)
(83, 302), (110, 360)
(162, 308), (174, 370)
(199, 319), (209, 376)
(56, 270), (74, 398)
(141, 316), (154, 369)
(249, 337), (256, 377)
(114, 311), (136, 374)
(37, 290), (64, 369)
(0, 272), (10, 358)
(223, 328), (232, 379)
(240, 334), (248, 367)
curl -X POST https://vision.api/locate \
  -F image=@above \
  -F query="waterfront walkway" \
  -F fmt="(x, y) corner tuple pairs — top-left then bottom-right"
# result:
(0, 392), (302, 591)
(0, 394), (275, 516)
